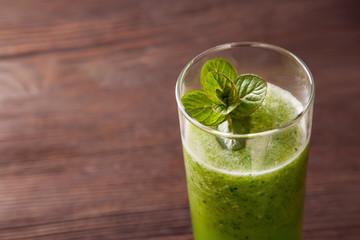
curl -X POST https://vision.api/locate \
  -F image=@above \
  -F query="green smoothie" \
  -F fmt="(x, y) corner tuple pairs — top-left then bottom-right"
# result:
(183, 84), (309, 240)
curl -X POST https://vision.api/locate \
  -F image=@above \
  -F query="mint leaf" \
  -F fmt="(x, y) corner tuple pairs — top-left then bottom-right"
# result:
(231, 74), (267, 118)
(203, 71), (238, 105)
(181, 91), (226, 126)
(215, 118), (250, 150)
(201, 58), (238, 90)
(180, 59), (268, 151)
(213, 87), (239, 114)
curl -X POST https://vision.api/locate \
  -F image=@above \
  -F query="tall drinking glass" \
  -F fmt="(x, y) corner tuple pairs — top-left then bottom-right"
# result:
(175, 42), (314, 240)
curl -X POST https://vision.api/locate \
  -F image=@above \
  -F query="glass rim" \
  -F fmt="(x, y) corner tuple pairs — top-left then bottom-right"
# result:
(175, 41), (315, 139)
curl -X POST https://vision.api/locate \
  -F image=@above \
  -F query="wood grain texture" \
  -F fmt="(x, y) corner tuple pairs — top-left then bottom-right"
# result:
(0, 0), (358, 239)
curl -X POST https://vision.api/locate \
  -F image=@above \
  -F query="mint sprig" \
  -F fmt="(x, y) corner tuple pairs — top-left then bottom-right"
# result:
(181, 58), (267, 150)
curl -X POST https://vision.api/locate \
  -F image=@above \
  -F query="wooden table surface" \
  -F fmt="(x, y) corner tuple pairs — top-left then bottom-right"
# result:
(0, 0), (358, 239)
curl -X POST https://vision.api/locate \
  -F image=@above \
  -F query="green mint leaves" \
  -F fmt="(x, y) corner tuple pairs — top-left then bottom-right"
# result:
(200, 58), (238, 91)
(182, 91), (227, 126)
(181, 58), (267, 150)
(230, 74), (268, 118)
(182, 58), (267, 126)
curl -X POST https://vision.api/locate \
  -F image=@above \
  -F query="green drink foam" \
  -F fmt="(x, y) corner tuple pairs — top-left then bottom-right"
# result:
(184, 83), (306, 175)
